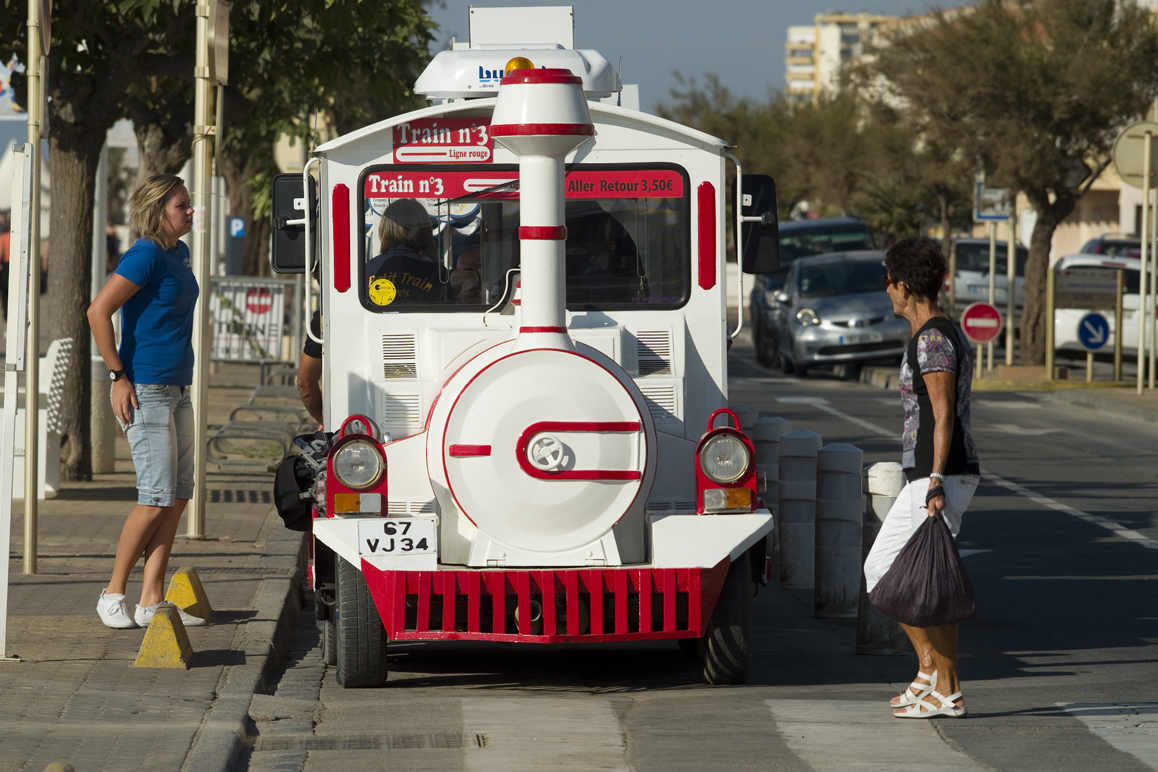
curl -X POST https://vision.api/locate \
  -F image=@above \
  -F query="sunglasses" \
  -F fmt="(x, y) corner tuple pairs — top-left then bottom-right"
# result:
(880, 275), (899, 289)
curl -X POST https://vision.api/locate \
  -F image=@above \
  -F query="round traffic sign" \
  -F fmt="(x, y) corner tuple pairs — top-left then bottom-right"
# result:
(1077, 312), (1110, 352)
(961, 302), (1003, 343)
(1112, 121), (1158, 190)
(245, 287), (273, 315)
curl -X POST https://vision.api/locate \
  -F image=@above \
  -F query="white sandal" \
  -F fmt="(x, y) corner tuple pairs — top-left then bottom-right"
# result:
(894, 689), (967, 719)
(892, 669), (936, 708)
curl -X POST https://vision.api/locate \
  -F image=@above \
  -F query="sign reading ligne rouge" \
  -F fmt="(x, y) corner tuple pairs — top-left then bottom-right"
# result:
(392, 118), (493, 163)
(365, 169), (685, 200)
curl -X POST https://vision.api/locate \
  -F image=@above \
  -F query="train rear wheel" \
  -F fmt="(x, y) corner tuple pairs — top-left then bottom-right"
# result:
(316, 588), (337, 667)
(700, 552), (753, 685)
(335, 556), (387, 688)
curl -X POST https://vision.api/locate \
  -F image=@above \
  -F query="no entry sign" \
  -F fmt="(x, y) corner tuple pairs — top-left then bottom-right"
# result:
(961, 302), (1003, 344)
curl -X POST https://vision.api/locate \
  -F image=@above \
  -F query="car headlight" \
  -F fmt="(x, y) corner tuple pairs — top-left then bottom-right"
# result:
(699, 433), (750, 484)
(796, 308), (820, 326)
(332, 439), (384, 490)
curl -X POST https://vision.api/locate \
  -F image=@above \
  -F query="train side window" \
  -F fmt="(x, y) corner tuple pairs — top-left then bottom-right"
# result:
(358, 164), (691, 313)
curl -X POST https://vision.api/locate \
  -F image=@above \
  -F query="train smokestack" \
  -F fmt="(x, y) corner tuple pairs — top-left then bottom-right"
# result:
(491, 66), (594, 352)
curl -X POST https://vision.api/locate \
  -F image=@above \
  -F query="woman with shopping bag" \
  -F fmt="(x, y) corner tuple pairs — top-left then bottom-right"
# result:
(863, 238), (981, 719)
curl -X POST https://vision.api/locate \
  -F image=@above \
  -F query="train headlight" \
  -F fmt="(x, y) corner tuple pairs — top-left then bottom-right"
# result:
(332, 439), (384, 490)
(699, 433), (750, 484)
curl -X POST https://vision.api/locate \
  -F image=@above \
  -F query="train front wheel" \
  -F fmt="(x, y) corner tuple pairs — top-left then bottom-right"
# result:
(335, 556), (388, 688)
(700, 552), (753, 685)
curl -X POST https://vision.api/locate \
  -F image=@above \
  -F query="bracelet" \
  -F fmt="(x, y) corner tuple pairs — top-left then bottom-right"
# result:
(929, 472), (946, 481)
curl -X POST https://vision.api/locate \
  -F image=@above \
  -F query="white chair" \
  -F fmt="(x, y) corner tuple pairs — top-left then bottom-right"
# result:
(3, 337), (73, 499)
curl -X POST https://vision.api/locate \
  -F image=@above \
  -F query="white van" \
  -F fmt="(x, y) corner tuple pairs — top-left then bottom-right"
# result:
(1053, 254), (1144, 355)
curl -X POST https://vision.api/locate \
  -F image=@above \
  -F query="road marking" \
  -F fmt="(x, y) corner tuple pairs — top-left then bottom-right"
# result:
(1059, 704), (1158, 770)
(974, 400), (1042, 409)
(766, 699), (988, 771)
(776, 396), (829, 404)
(958, 549), (992, 557)
(462, 697), (628, 771)
(977, 425), (1061, 436)
(806, 399), (1158, 552)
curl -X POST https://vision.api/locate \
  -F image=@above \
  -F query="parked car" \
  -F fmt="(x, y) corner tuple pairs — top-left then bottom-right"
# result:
(947, 238), (1028, 317)
(1079, 234), (1141, 258)
(1053, 253), (1144, 355)
(749, 217), (878, 367)
(755, 251), (911, 377)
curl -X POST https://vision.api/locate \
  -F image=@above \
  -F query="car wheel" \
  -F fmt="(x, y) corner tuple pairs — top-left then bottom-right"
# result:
(793, 363), (809, 378)
(756, 323), (779, 369)
(780, 351), (795, 375)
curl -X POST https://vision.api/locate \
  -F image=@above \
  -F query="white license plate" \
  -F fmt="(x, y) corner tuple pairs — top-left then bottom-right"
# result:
(839, 332), (884, 345)
(358, 517), (437, 555)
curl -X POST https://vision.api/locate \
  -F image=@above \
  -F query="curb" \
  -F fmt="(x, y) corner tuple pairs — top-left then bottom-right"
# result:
(181, 513), (307, 772)
(1052, 388), (1158, 425)
(859, 367), (898, 391)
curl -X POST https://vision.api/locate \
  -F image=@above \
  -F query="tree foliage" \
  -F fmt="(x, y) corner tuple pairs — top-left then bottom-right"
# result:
(865, 0), (1158, 364)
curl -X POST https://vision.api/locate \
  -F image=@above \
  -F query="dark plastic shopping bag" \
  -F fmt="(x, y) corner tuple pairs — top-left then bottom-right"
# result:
(868, 511), (976, 627)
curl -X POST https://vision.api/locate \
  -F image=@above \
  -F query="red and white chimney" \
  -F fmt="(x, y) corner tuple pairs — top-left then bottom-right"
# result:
(490, 68), (594, 353)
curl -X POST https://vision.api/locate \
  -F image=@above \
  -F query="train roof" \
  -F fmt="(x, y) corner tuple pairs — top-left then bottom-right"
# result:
(313, 98), (729, 157)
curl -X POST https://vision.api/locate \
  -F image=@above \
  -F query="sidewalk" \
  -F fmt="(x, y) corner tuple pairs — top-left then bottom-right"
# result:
(0, 365), (306, 772)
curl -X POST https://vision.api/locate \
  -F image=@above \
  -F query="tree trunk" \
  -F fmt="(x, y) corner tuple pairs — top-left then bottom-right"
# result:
(1019, 189), (1076, 366)
(938, 193), (952, 262)
(220, 146), (272, 277)
(133, 121), (193, 186)
(46, 128), (104, 482)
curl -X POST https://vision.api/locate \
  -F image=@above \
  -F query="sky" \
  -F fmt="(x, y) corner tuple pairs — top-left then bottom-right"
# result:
(424, 0), (951, 112)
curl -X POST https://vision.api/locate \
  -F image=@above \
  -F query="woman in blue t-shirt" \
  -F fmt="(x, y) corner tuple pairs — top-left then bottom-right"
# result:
(88, 174), (206, 630)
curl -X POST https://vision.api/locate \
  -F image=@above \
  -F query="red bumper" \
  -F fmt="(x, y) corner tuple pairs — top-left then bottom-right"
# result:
(361, 560), (731, 643)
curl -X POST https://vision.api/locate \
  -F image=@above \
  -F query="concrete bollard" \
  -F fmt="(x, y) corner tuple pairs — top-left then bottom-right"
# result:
(815, 443), (863, 618)
(778, 429), (821, 591)
(751, 417), (791, 576)
(856, 461), (909, 655)
(90, 356), (117, 474)
(730, 405), (760, 432)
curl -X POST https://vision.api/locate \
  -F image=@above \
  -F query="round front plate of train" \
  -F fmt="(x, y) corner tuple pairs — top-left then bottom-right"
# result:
(442, 348), (647, 554)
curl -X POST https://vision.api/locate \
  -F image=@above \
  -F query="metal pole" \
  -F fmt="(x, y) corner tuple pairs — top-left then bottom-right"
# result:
(1144, 179), (1153, 388)
(1114, 269), (1123, 382)
(23, 0), (43, 575)
(1045, 264), (1055, 381)
(1006, 199), (1017, 366)
(1086, 351), (1094, 382)
(987, 221), (997, 371)
(947, 240), (956, 318)
(1138, 132), (1151, 395)
(188, 4), (215, 539)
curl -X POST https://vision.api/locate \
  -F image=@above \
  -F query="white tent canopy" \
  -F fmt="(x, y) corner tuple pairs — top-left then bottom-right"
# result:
(0, 137), (50, 236)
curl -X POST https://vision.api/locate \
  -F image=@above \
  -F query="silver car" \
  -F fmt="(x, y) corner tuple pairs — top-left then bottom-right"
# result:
(761, 251), (911, 377)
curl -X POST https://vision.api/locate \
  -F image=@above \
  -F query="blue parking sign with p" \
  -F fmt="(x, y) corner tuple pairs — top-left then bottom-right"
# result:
(1077, 312), (1109, 351)
(230, 217), (245, 238)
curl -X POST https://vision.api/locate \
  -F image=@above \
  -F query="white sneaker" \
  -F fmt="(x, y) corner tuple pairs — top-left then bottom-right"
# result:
(97, 591), (138, 629)
(134, 601), (208, 628)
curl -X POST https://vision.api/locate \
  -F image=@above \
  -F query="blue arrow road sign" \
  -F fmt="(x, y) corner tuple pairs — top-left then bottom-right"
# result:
(1077, 312), (1110, 351)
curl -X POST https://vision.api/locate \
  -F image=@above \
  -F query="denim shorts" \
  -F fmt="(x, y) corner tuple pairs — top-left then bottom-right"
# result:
(116, 383), (195, 507)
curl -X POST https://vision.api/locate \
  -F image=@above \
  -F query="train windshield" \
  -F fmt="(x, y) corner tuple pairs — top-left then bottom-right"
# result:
(358, 164), (690, 312)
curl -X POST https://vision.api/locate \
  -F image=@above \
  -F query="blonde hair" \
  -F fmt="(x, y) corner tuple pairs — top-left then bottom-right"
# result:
(129, 174), (186, 248)
(377, 199), (433, 254)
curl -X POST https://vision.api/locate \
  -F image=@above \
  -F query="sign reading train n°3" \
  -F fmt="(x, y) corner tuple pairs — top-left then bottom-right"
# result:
(392, 118), (493, 164)
(365, 169), (686, 200)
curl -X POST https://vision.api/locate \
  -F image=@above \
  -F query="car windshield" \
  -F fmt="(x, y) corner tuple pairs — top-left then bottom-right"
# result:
(955, 243), (1028, 276)
(1081, 239), (1140, 257)
(779, 224), (876, 264)
(798, 260), (887, 299)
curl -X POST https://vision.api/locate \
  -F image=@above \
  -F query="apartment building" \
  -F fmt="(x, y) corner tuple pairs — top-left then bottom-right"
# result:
(784, 12), (895, 104)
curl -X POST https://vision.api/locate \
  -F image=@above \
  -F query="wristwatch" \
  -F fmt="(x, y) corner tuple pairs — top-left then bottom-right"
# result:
(109, 368), (127, 382)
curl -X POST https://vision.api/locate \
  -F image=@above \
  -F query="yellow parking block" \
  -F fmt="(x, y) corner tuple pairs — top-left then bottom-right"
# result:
(165, 566), (213, 621)
(133, 605), (194, 669)
(43, 763), (76, 772)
